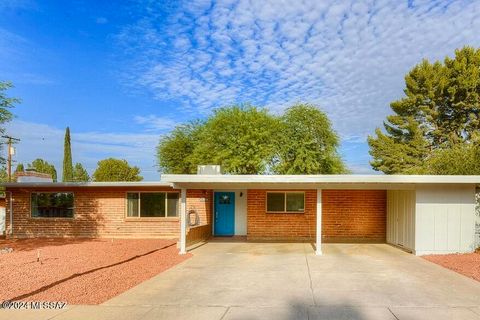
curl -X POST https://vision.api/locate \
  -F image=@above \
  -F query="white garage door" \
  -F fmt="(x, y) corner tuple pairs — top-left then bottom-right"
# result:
(387, 190), (415, 251)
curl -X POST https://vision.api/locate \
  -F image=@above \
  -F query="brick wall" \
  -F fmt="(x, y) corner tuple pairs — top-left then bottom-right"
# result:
(6, 187), (211, 239)
(186, 189), (213, 245)
(247, 189), (317, 241)
(322, 190), (386, 242)
(186, 189), (212, 227)
(6, 186), (386, 242)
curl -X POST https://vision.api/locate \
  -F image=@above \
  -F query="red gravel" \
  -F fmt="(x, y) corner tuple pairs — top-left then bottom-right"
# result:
(423, 251), (480, 282)
(0, 238), (190, 304)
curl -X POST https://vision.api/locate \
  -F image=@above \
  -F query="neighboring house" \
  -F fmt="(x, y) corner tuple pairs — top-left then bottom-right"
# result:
(1, 170), (52, 236)
(2, 166), (479, 256)
(15, 169), (54, 183)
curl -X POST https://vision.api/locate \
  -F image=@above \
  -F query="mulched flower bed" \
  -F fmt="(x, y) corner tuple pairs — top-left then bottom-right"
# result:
(0, 238), (190, 304)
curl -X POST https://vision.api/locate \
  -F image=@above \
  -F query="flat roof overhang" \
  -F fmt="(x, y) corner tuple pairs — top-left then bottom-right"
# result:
(1, 181), (173, 189)
(2, 174), (479, 190)
(162, 174), (480, 190)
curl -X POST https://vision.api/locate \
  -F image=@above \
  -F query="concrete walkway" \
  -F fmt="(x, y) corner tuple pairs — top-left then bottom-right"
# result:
(1, 242), (480, 319)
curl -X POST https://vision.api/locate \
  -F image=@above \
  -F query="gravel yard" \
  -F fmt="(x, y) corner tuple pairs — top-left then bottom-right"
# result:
(0, 238), (190, 304)
(423, 250), (480, 282)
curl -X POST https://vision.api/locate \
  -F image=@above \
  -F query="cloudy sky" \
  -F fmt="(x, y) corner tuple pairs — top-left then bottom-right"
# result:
(1, 0), (479, 180)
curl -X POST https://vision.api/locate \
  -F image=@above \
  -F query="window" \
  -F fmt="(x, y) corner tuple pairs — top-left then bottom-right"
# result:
(31, 193), (74, 218)
(219, 194), (231, 204)
(266, 192), (305, 213)
(126, 192), (179, 218)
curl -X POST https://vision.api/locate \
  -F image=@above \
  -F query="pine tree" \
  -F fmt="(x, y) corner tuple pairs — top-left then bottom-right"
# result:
(15, 163), (24, 173)
(72, 163), (90, 182)
(368, 47), (480, 174)
(62, 127), (73, 182)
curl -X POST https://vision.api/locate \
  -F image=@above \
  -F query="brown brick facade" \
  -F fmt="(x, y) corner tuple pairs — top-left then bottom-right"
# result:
(322, 190), (386, 242)
(6, 186), (386, 242)
(186, 189), (213, 245)
(247, 189), (317, 241)
(6, 187), (212, 239)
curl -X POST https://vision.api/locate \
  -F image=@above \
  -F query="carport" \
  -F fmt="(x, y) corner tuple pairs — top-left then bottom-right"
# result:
(162, 174), (479, 256)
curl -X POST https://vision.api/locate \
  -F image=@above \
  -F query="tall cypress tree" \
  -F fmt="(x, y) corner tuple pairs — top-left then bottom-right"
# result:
(62, 127), (73, 182)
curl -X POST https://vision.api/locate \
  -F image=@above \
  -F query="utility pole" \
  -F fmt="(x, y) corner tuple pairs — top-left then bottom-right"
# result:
(2, 135), (20, 182)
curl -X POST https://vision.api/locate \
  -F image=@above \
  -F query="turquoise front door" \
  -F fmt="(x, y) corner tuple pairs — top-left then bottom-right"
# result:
(214, 192), (235, 236)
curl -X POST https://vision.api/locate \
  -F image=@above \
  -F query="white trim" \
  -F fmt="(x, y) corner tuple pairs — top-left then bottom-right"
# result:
(213, 191), (236, 236)
(316, 189), (322, 255)
(163, 174), (480, 185)
(8, 191), (13, 236)
(124, 191), (180, 219)
(265, 191), (306, 213)
(413, 249), (474, 256)
(179, 188), (187, 255)
(4, 174), (480, 189)
(2, 181), (173, 188)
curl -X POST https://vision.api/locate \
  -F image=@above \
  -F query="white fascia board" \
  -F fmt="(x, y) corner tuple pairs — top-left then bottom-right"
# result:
(1, 181), (173, 188)
(162, 174), (480, 185)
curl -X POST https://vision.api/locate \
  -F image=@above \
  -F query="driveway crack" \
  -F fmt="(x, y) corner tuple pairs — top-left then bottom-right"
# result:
(304, 244), (316, 306)
(388, 307), (400, 320)
(219, 306), (230, 320)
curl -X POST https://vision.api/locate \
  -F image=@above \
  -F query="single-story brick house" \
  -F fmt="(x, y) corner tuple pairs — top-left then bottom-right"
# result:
(2, 170), (480, 256)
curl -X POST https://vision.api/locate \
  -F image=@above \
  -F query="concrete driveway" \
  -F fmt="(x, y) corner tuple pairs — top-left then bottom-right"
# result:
(2, 242), (480, 319)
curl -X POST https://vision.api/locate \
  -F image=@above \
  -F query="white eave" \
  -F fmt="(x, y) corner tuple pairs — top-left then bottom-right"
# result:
(162, 174), (480, 184)
(1, 181), (173, 188)
(161, 174), (480, 189)
(2, 174), (479, 190)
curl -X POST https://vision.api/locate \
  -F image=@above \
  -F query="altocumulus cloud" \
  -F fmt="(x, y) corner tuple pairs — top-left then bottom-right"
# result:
(118, 0), (480, 143)
(134, 115), (177, 132)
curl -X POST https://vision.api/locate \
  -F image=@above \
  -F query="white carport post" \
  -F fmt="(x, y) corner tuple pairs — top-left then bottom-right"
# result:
(316, 189), (322, 255)
(179, 188), (187, 255)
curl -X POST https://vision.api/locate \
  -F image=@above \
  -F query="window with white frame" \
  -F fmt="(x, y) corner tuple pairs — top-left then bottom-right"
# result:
(266, 191), (305, 213)
(126, 192), (179, 218)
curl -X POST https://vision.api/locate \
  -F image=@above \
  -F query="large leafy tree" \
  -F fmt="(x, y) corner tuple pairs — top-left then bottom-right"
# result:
(28, 159), (58, 182)
(0, 168), (7, 182)
(157, 121), (203, 174)
(72, 163), (90, 182)
(0, 81), (19, 164)
(408, 143), (480, 175)
(368, 47), (480, 174)
(191, 105), (280, 174)
(274, 104), (347, 174)
(62, 127), (73, 182)
(157, 104), (346, 174)
(92, 158), (142, 182)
